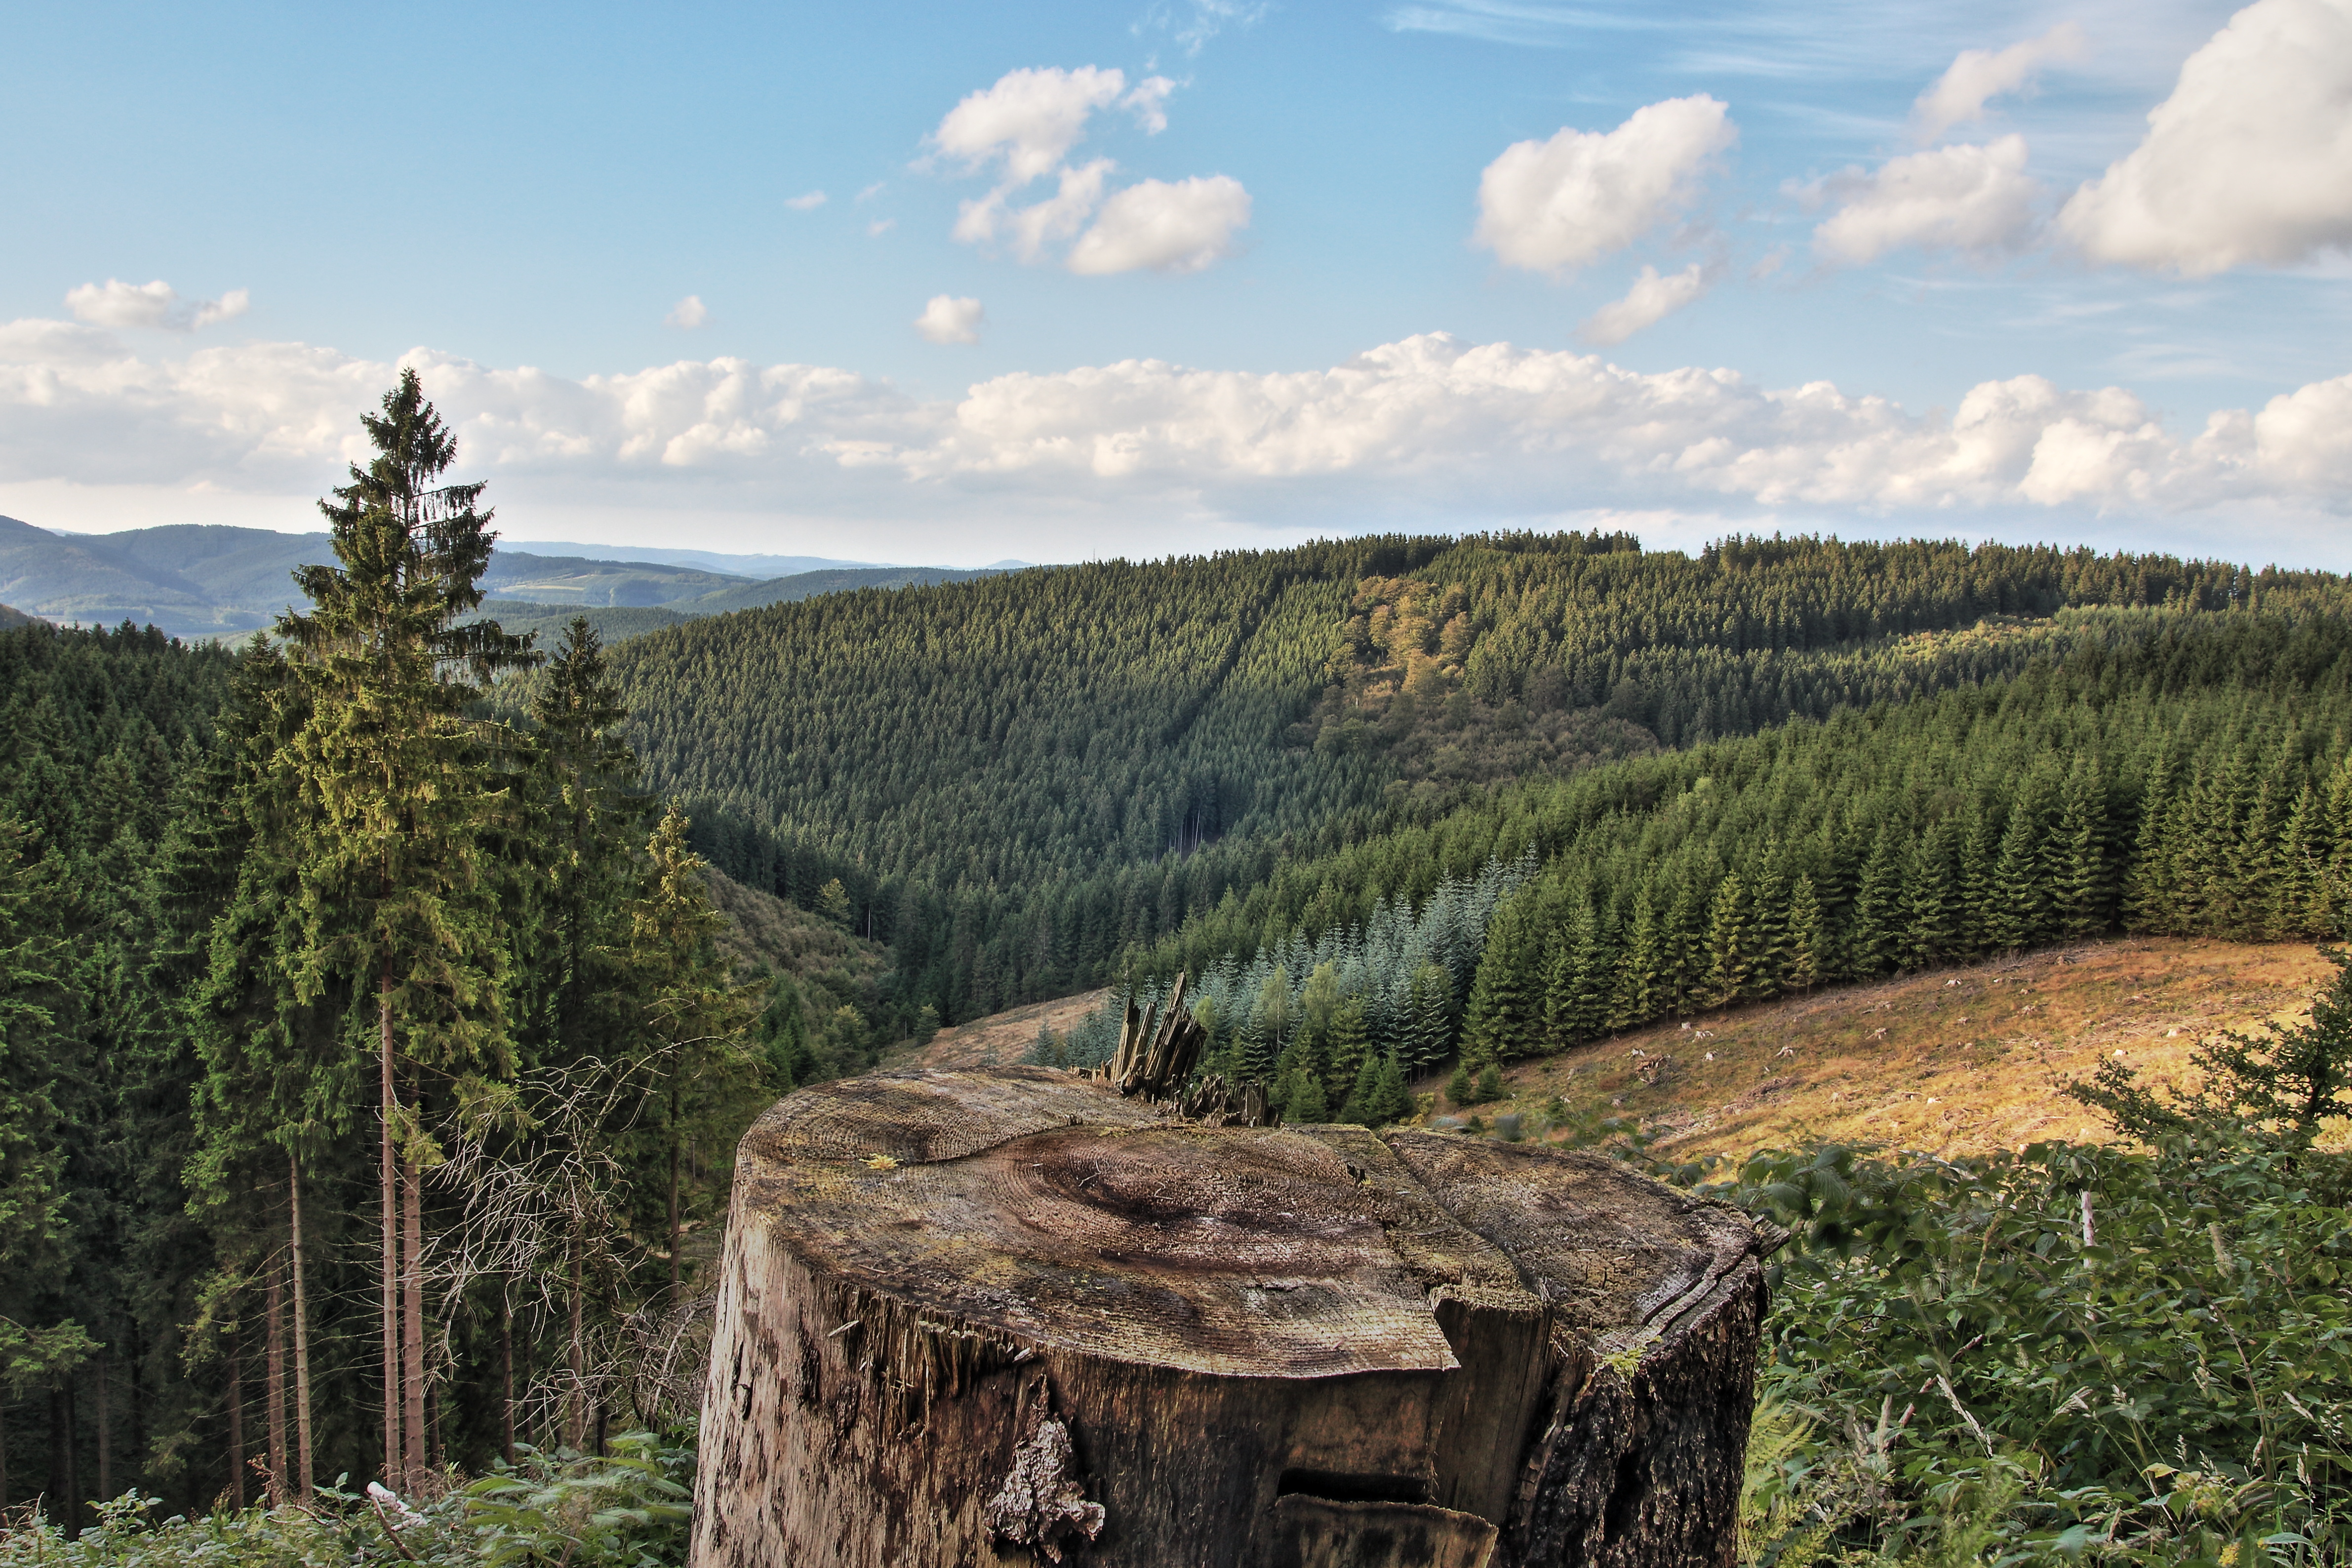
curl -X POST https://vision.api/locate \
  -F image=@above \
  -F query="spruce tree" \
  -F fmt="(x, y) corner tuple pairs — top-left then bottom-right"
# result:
(1847, 825), (1903, 978)
(0, 818), (95, 1409)
(1369, 1051), (1411, 1126)
(1703, 873), (1754, 1008)
(1338, 1052), (1382, 1126)
(1403, 962), (1453, 1073)
(273, 368), (532, 1488)
(2053, 751), (2111, 938)
(624, 808), (757, 1301)
(1784, 875), (1824, 991)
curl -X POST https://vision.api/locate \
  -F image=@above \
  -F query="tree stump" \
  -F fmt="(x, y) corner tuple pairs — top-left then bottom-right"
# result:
(692, 1067), (1771, 1568)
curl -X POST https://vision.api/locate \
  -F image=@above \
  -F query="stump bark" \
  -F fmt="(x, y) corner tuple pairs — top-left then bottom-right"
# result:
(691, 1067), (1770, 1568)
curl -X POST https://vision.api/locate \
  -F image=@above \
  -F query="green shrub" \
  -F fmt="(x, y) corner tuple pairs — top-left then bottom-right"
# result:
(0, 1433), (692, 1568)
(1703, 1134), (2352, 1565)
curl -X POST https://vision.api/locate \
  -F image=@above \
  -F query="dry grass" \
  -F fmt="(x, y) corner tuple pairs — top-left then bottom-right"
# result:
(894, 989), (1113, 1070)
(1419, 937), (2340, 1161)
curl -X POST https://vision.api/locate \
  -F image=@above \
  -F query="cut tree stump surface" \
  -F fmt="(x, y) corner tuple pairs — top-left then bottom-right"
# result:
(694, 1067), (1770, 1568)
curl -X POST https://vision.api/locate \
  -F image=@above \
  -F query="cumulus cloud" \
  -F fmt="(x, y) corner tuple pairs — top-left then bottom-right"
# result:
(928, 65), (1245, 276)
(1812, 135), (2041, 263)
(1121, 76), (1178, 135)
(664, 295), (710, 329)
(2058, 0), (2352, 275)
(1474, 97), (1737, 276)
(914, 295), (986, 345)
(929, 66), (1132, 185)
(3, 320), (2346, 534)
(785, 190), (828, 211)
(65, 279), (249, 332)
(956, 160), (1114, 262)
(1068, 176), (1251, 274)
(1579, 263), (1712, 345)
(1913, 23), (2087, 142)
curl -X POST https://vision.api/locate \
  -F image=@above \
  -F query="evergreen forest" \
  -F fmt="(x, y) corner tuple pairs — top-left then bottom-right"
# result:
(11, 372), (2352, 1564)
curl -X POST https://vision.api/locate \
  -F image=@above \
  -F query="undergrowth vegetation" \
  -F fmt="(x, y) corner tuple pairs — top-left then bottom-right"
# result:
(0, 1435), (690, 1567)
(1702, 954), (2352, 1565)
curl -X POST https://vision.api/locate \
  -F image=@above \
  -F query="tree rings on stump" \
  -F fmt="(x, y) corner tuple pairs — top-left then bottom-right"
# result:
(692, 1066), (1770, 1568)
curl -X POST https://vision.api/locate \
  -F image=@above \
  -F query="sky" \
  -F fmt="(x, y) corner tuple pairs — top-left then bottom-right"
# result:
(3, 0), (2350, 568)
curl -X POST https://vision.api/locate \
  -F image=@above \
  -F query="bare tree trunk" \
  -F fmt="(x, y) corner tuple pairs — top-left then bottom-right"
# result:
(695, 1067), (1770, 1568)
(289, 1151), (314, 1501)
(93, 1350), (110, 1503)
(380, 976), (402, 1488)
(265, 1264), (287, 1506)
(47, 1380), (75, 1532)
(402, 1142), (427, 1487)
(668, 1075), (682, 1300)
(500, 1300), (516, 1467)
(226, 1333), (245, 1508)
(566, 1245), (587, 1453)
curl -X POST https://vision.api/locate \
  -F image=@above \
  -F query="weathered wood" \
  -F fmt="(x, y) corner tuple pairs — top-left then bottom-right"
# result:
(692, 1067), (1768, 1568)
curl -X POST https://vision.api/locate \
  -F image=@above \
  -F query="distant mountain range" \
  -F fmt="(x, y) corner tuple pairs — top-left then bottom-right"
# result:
(0, 517), (1019, 642)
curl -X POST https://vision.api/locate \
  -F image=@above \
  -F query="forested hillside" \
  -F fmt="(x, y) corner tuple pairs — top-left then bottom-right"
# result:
(1077, 611), (2352, 1122)
(0, 378), (815, 1523)
(622, 532), (2345, 1034)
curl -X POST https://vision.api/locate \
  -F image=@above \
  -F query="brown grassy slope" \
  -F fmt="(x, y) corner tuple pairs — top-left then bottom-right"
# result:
(1440, 937), (2336, 1161)
(700, 864), (888, 986)
(892, 989), (1113, 1070)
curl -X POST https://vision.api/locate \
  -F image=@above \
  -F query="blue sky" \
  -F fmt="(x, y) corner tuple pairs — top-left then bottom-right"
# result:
(3, 0), (2349, 566)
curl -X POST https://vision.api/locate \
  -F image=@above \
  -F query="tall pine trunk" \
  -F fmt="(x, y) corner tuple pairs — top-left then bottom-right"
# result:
(47, 1380), (74, 1531)
(289, 1150), (315, 1500)
(93, 1351), (109, 1504)
(500, 1300), (516, 1466)
(380, 977), (402, 1487)
(226, 1333), (244, 1508)
(566, 1244), (587, 1453)
(668, 1075), (682, 1299)
(265, 1264), (287, 1505)
(402, 1143), (426, 1486)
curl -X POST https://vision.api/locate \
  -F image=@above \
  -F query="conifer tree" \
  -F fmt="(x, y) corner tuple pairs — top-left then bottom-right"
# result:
(273, 369), (532, 1488)
(1847, 826), (1903, 978)
(0, 819), (94, 1408)
(1463, 898), (1537, 1064)
(1784, 875), (1824, 992)
(624, 808), (757, 1301)
(1402, 962), (1453, 1073)
(1338, 1053), (1382, 1126)
(1323, 995), (1370, 1105)
(1703, 873), (1754, 1008)
(2053, 751), (2111, 938)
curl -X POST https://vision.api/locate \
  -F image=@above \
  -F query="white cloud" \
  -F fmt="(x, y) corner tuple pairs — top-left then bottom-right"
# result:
(1474, 97), (1737, 276)
(785, 190), (828, 211)
(869, 218), (896, 238)
(856, 182), (886, 203)
(65, 279), (249, 332)
(956, 160), (1114, 262)
(664, 296), (710, 329)
(1579, 263), (1712, 345)
(1913, 23), (2087, 142)
(1139, 0), (1269, 56)
(929, 66), (1131, 186)
(1067, 175), (1251, 274)
(914, 295), (986, 345)
(1812, 135), (2041, 263)
(1121, 75), (1178, 134)
(2058, 0), (2352, 275)
(928, 65), (1243, 276)
(4, 320), (2347, 544)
